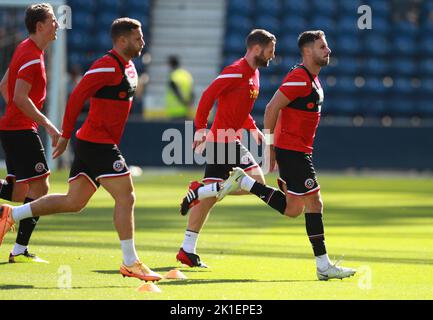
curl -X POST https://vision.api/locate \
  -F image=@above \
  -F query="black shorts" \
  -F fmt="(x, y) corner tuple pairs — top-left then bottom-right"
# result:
(203, 141), (259, 182)
(0, 130), (50, 183)
(275, 147), (320, 196)
(69, 138), (129, 190)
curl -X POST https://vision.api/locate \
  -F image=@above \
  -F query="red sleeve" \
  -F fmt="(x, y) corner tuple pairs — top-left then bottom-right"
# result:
(194, 66), (243, 130)
(242, 114), (258, 130)
(278, 69), (311, 101)
(16, 55), (41, 85)
(61, 60), (121, 139)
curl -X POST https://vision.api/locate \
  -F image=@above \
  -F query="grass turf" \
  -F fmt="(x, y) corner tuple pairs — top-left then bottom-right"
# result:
(0, 170), (432, 300)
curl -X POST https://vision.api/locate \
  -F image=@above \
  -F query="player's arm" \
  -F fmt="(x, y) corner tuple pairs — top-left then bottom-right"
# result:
(13, 79), (60, 146)
(54, 64), (119, 158)
(0, 69), (9, 102)
(193, 71), (240, 149)
(264, 90), (290, 136)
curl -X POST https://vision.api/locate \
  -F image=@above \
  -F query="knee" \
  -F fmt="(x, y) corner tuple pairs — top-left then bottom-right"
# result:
(29, 180), (49, 197)
(306, 198), (323, 213)
(117, 191), (136, 207)
(284, 204), (304, 218)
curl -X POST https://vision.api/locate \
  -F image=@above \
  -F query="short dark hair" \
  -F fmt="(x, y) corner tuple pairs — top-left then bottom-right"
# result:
(25, 3), (53, 34)
(297, 30), (325, 52)
(111, 17), (141, 41)
(168, 55), (180, 69)
(245, 29), (276, 49)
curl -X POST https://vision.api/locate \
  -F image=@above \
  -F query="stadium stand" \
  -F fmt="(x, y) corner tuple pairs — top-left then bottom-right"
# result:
(223, 0), (432, 119)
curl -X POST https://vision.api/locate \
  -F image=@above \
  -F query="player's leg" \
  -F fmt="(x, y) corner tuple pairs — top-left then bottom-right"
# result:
(100, 174), (162, 281)
(303, 191), (356, 280)
(0, 176), (95, 246)
(10, 177), (49, 262)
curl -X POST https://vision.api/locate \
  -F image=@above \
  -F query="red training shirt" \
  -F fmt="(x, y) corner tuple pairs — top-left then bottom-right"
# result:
(274, 66), (323, 153)
(62, 50), (137, 145)
(0, 38), (46, 131)
(194, 57), (260, 143)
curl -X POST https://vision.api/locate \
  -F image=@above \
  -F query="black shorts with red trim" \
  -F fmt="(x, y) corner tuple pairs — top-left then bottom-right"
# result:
(69, 138), (129, 190)
(274, 146), (320, 196)
(203, 141), (259, 182)
(0, 129), (50, 183)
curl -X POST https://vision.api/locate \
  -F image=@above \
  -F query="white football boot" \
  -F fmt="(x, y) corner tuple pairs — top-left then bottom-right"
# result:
(317, 261), (357, 281)
(216, 167), (246, 201)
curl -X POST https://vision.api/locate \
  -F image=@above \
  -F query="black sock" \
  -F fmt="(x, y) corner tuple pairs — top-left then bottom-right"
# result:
(305, 212), (327, 256)
(16, 197), (39, 247)
(0, 179), (13, 201)
(250, 182), (286, 214)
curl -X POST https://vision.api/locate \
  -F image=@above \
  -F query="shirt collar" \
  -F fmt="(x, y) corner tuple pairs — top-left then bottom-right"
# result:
(109, 49), (129, 65)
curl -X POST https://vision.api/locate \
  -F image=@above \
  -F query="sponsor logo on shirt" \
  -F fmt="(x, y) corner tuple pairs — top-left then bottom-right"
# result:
(250, 89), (259, 100)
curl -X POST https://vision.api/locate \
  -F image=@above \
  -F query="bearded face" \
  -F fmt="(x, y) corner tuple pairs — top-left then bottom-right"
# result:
(254, 41), (275, 68)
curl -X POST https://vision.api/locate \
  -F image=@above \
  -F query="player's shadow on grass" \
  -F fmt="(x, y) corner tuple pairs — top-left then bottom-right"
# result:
(0, 284), (136, 290)
(92, 266), (210, 275)
(159, 279), (316, 286)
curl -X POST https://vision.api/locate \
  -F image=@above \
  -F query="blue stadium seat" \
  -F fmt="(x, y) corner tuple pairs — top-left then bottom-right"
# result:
(226, 14), (253, 35)
(255, 0), (281, 16)
(224, 33), (245, 54)
(71, 11), (94, 31)
(310, 0), (337, 16)
(281, 0), (310, 15)
(364, 77), (386, 94)
(337, 0), (362, 13)
(95, 31), (113, 51)
(392, 77), (414, 95)
(126, 0), (150, 11)
(360, 96), (386, 116)
(393, 35), (416, 56)
(367, 0), (390, 17)
(363, 58), (388, 76)
(68, 0), (96, 12)
(226, 0), (255, 16)
(393, 20), (419, 37)
(310, 15), (336, 34)
(336, 35), (362, 54)
(278, 34), (300, 54)
(337, 76), (357, 94)
(333, 57), (361, 75)
(335, 16), (359, 33)
(385, 96), (416, 117)
(419, 59), (433, 76)
(255, 15), (280, 35)
(96, 12), (119, 30)
(363, 34), (389, 56)
(420, 38), (433, 55)
(98, 0), (121, 11)
(371, 15), (390, 34)
(280, 15), (307, 33)
(397, 59), (417, 76)
(68, 32), (93, 51)
(326, 95), (360, 116)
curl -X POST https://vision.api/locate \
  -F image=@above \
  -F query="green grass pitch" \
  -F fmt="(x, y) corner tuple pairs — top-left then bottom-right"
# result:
(0, 170), (432, 300)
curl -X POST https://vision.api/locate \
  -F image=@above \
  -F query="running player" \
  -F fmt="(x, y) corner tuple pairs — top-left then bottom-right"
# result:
(0, 3), (60, 263)
(219, 30), (356, 280)
(0, 18), (161, 282)
(176, 29), (276, 268)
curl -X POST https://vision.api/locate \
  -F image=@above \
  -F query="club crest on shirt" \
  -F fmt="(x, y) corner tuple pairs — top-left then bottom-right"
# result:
(34, 162), (46, 173)
(113, 160), (125, 172)
(304, 178), (315, 189)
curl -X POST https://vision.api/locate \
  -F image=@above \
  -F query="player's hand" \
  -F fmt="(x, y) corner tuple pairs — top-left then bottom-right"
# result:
(193, 129), (207, 154)
(52, 136), (69, 159)
(45, 122), (61, 147)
